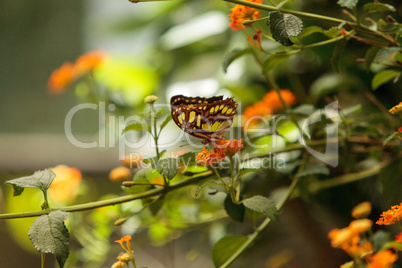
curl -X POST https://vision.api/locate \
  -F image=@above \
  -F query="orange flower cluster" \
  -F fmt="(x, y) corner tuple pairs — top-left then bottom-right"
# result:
(328, 219), (373, 258)
(351, 201), (372, 219)
(49, 165), (82, 203)
(376, 202), (402, 225)
(48, 50), (106, 94)
(367, 250), (398, 268)
(243, 89), (297, 128)
(228, 0), (263, 31)
(196, 139), (244, 166)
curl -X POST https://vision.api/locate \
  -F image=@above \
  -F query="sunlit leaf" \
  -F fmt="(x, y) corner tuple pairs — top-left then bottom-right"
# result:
(268, 11), (303, 47)
(212, 235), (248, 267)
(324, 27), (341, 38)
(28, 210), (70, 268)
(372, 70), (401, 91)
(337, 0), (358, 9)
(5, 169), (56, 196)
(297, 26), (323, 40)
(154, 158), (179, 180)
(374, 47), (402, 65)
(363, 3), (396, 13)
(223, 48), (253, 73)
(243, 195), (279, 220)
(292, 104), (315, 115)
(159, 114), (172, 132)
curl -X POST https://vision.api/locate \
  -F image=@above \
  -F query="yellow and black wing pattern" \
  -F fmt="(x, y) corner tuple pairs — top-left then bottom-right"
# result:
(170, 95), (238, 143)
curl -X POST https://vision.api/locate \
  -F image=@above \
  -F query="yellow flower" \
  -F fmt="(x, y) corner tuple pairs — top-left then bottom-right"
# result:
(111, 261), (125, 268)
(109, 166), (132, 182)
(376, 203), (402, 225)
(351, 201), (372, 219)
(389, 102), (402, 114)
(144, 95), (158, 104)
(49, 165), (82, 203)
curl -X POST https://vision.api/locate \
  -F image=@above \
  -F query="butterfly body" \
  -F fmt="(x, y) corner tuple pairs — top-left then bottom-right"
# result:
(170, 95), (238, 143)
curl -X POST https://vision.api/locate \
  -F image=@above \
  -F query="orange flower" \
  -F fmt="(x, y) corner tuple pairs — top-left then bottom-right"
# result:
(196, 147), (226, 167)
(228, 0), (263, 31)
(262, 89), (297, 111)
(74, 50), (106, 76)
(376, 203), (402, 225)
(367, 250), (398, 268)
(49, 165), (82, 203)
(215, 139), (244, 156)
(109, 166), (132, 182)
(349, 219), (372, 234)
(121, 154), (143, 168)
(48, 62), (75, 94)
(351, 201), (372, 219)
(243, 89), (297, 129)
(246, 30), (262, 50)
(389, 102), (402, 114)
(115, 235), (132, 251)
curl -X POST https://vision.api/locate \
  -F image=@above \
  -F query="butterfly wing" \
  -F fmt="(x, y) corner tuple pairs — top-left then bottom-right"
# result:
(171, 95), (238, 143)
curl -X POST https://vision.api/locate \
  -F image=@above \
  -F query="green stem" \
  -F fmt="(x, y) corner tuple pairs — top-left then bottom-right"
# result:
(220, 173), (301, 268)
(0, 171), (212, 220)
(131, 259), (137, 268)
(41, 253), (45, 268)
(150, 103), (160, 160)
(42, 190), (49, 210)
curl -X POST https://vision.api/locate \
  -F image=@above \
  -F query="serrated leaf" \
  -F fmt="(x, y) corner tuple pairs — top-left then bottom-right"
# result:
(363, 3), (396, 13)
(29, 210), (70, 268)
(262, 53), (290, 73)
(383, 131), (402, 146)
(372, 70), (401, 90)
(223, 48), (253, 73)
(159, 114), (172, 132)
(297, 26), (324, 40)
(212, 235), (248, 267)
(242, 195), (279, 221)
(337, 0), (358, 9)
(122, 122), (151, 134)
(154, 158), (179, 180)
(365, 46), (380, 71)
(332, 38), (349, 73)
(5, 169), (56, 196)
(269, 11), (303, 47)
(297, 165), (330, 177)
(224, 195), (245, 222)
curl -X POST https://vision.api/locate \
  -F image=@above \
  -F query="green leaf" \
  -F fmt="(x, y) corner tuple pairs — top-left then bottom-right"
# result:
(365, 46), (381, 71)
(159, 114), (172, 132)
(212, 235), (248, 267)
(28, 210), (70, 268)
(242, 195), (279, 221)
(292, 104), (315, 115)
(324, 27), (341, 38)
(122, 170), (150, 194)
(297, 26), (323, 40)
(297, 165), (330, 177)
(224, 195), (245, 222)
(337, 0), (358, 9)
(223, 48), (253, 73)
(268, 11), (303, 47)
(371, 230), (391, 251)
(383, 131), (402, 146)
(156, 107), (165, 116)
(331, 38), (349, 72)
(122, 122), (151, 134)
(374, 47), (402, 65)
(5, 169), (56, 196)
(372, 70), (401, 90)
(178, 152), (197, 166)
(154, 158), (179, 180)
(149, 197), (164, 216)
(262, 53), (290, 74)
(238, 168), (262, 179)
(363, 3), (396, 13)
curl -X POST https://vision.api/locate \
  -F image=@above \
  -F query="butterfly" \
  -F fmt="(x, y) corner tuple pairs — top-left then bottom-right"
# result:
(170, 95), (238, 143)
